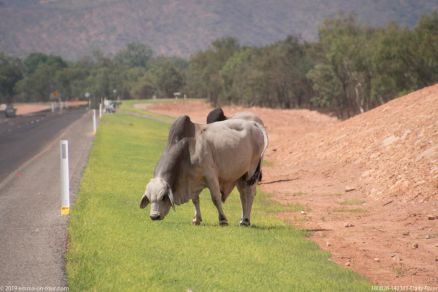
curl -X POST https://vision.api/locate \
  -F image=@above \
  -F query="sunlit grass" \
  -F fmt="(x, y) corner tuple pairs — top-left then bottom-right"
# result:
(67, 113), (370, 291)
(339, 198), (366, 206)
(332, 207), (367, 213)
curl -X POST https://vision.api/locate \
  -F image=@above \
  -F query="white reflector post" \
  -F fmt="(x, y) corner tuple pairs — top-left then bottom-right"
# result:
(99, 103), (102, 119)
(93, 109), (97, 134)
(60, 140), (70, 215)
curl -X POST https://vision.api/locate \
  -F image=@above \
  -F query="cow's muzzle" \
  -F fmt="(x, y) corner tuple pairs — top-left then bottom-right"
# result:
(150, 214), (161, 221)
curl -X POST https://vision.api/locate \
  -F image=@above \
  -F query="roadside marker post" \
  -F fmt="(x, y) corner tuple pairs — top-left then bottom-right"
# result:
(99, 103), (102, 119)
(92, 109), (97, 134)
(60, 140), (70, 215)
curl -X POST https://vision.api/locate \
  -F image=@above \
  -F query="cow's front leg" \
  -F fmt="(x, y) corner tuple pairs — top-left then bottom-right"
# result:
(206, 177), (228, 226)
(237, 180), (256, 226)
(192, 193), (202, 225)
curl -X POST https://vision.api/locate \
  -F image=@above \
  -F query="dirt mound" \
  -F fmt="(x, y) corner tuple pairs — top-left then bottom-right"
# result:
(13, 103), (50, 115)
(5, 101), (88, 116)
(291, 84), (438, 202)
(143, 85), (438, 286)
(265, 84), (438, 287)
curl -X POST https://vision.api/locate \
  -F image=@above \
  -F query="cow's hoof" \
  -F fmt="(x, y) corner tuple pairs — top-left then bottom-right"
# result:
(240, 218), (251, 227)
(192, 217), (202, 225)
(219, 220), (229, 226)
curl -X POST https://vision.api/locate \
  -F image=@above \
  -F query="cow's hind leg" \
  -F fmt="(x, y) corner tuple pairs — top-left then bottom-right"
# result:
(206, 177), (228, 226)
(192, 192), (202, 225)
(237, 179), (256, 226)
(247, 160), (262, 185)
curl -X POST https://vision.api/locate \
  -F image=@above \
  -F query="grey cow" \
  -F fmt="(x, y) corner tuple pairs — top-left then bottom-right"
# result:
(140, 115), (268, 226)
(207, 108), (265, 182)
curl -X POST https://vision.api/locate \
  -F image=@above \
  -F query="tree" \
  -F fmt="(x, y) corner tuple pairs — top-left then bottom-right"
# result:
(220, 48), (254, 104)
(55, 64), (91, 100)
(413, 12), (438, 86)
(369, 23), (417, 104)
(114, 43), (153, 68)
(131, 73), (156, 99)
(149, 58), (185, 98)
(23, 53), (66, 75)
(15, 63), (60, 102)
(307, 64), (342, 108)
(186, 37), (240, 104)
(0, 54), (23, 103)
(260, 36), (314, 108)
(313, 14), (374, 115)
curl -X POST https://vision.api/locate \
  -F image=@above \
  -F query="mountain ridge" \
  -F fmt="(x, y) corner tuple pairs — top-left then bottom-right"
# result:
(1, 0), (437, 59)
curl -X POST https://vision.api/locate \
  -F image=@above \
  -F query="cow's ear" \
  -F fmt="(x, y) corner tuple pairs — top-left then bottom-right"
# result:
(167, 186), (176, 211)
(140, 193), (150, 209)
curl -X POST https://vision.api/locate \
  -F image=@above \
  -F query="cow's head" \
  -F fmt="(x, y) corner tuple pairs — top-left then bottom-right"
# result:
(139, 177), (175, 220)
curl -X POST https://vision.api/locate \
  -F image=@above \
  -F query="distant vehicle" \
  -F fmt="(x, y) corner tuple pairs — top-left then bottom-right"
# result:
(106, 102), (116, 113)
(104, 100), (120, 113)
(4, 104), (17, 118)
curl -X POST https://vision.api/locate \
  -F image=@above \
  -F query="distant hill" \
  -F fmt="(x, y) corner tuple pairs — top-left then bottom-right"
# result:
(1, 0), (437, 59)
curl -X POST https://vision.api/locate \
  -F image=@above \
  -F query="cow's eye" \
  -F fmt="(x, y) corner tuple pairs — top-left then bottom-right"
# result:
(161, 196), (166, 201)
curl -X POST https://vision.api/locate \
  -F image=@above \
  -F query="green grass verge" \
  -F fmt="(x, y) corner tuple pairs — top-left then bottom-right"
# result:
(67, 113), (370, 291)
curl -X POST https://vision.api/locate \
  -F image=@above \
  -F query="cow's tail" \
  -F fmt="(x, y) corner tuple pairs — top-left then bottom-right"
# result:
(257, 123), (269, 158)
(247, 123), (268, 185)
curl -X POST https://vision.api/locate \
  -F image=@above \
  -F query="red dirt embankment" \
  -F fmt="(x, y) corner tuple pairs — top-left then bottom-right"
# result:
(4, 101), (87, 116)
(140, 84), (438, 287)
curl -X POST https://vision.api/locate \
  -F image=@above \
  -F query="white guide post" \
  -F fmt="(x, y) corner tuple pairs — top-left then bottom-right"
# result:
(92, 109), (97, 134)
(99, 103), (102, 119)
(60, 140), (70, 215)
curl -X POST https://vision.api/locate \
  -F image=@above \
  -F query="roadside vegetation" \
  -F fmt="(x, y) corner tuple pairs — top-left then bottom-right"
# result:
(186, 12), (438, 117)
(66, 111), (370, 291)
(1, 13), (438, 117)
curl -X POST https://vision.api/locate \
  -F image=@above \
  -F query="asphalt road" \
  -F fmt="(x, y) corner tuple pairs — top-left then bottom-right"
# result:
(0, 108), (95, 288)
(0, 108), (87, 182)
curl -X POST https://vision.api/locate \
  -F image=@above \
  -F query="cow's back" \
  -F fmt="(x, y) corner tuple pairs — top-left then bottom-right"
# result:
(195, 119), (265, 182)
(231, 112), (264, 126)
